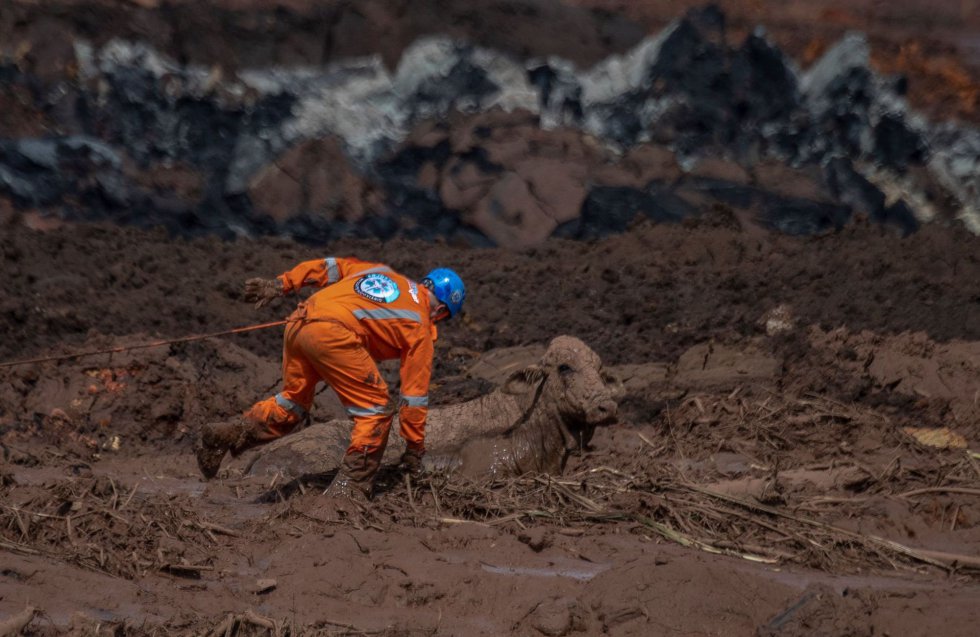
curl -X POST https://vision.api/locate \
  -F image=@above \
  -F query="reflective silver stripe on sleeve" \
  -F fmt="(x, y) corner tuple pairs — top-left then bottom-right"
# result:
(400, 395), (429, 407)
(358, 266), (392, 275)
(324, 257), (340, 283)
(275, 393), (307, 418)
(347, 404), (389, 417)
(352, 308), (422, 323)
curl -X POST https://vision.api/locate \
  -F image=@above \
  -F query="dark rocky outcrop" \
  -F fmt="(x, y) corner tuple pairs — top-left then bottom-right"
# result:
(1, 6), (977, 247)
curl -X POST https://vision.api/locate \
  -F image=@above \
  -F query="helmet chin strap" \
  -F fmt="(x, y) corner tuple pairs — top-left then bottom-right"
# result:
(425, 287), (449, 322)
(432, 304), (450, 322)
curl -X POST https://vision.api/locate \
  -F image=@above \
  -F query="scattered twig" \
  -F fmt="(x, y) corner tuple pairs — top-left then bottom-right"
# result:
(0, 538), (41, 556)
(404, 474), (418, 515)
(898, 486), (980, 498)
(438, 517), (489, 526)
(242, 609), (278, 631)
(120, 484), (140, 511)
(161, 563), (214, 574)
(966, 452), (980, 480)
(196, 521), (240, 537)
(637, 517), (778, 564)
(1, 477), (221, 580)
(679, 484), (974, 571)
(0, 606), (36, 637)
(207, 613), (235, 637)
(430, 482), (443, 518)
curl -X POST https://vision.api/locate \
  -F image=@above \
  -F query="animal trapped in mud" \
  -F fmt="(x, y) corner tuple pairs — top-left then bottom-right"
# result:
(247, 335), (624, 481)
(196, 256), (466, 499)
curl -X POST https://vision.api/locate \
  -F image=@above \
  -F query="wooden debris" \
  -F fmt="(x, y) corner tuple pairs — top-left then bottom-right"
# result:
(0, 606), (37, 637)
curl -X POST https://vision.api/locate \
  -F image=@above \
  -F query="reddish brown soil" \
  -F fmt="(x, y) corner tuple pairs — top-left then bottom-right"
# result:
(2, 218), (979, 635)
(2, 2), (979, 633)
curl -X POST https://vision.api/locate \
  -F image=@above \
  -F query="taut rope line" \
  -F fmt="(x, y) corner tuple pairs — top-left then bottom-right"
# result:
(0, 320), (289, 369)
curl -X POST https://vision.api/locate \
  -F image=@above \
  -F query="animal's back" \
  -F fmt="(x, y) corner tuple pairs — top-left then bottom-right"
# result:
(247, 389), (526, 478)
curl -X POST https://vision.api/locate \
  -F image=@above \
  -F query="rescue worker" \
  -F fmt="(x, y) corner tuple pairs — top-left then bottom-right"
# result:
(195, 256), (465, 499)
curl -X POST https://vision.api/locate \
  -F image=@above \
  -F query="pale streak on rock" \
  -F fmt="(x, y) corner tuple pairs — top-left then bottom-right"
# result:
(36, 21), (980, 237)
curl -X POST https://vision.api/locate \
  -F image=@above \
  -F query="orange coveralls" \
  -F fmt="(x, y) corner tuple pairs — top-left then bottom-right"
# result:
(244, 257), (436, 456)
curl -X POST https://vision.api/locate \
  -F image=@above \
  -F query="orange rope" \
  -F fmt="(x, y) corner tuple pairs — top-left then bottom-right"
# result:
(0, 320), (289, 369)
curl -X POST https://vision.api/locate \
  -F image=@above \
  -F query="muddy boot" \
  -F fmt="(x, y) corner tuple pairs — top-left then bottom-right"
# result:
(398, 447), (425, 477)
(195, 419), (251, 480)
(325, 449), (383, 501)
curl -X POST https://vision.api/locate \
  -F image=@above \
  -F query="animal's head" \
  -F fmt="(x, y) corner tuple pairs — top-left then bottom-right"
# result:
(503, 336), (623, 446)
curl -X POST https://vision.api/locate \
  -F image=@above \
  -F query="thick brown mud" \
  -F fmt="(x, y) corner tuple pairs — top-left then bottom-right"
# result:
(1, 219), (979, 635)
(2, 1), (979, 633)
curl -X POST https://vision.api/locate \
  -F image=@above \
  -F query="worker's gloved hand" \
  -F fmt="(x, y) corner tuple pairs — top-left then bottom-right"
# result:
(243, 277), (283, 309)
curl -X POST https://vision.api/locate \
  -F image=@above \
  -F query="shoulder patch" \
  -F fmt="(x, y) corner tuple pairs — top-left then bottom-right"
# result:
(354, 273), (401, 304)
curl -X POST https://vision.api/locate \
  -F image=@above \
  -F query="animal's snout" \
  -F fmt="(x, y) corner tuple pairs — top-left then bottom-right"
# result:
(586, 399), (618, 425)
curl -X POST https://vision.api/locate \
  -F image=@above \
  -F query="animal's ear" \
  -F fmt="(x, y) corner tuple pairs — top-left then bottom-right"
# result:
(602, 369), (626, 400)
(502, 365), (546, 395)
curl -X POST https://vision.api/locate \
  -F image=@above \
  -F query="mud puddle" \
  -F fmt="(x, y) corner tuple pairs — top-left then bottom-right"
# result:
(481, 557), (611, 581)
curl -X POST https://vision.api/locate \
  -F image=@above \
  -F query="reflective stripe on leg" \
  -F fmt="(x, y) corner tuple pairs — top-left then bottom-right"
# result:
(399, 394), (428, 407)
(346, 404), (389, 417)
(349, 413), (394, 455)
(275, 393), (308, 419)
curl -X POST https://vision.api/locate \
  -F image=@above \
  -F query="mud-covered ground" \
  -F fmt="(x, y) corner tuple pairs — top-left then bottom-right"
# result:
(1, 217), (979, 635)
(2, 1), (980, 634)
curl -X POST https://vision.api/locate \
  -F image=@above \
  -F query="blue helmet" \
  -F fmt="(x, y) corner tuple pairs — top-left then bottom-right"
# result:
(422, 268), (466, 318)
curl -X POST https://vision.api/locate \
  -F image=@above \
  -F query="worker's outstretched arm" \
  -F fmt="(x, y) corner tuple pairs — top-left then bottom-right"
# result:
(243, 257), (368, 308)
(397, 336), (434, 452)
(278, 257), (371, 294)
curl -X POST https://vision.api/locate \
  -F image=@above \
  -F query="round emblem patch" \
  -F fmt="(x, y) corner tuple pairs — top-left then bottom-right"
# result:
(355, 273), (401, 303)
